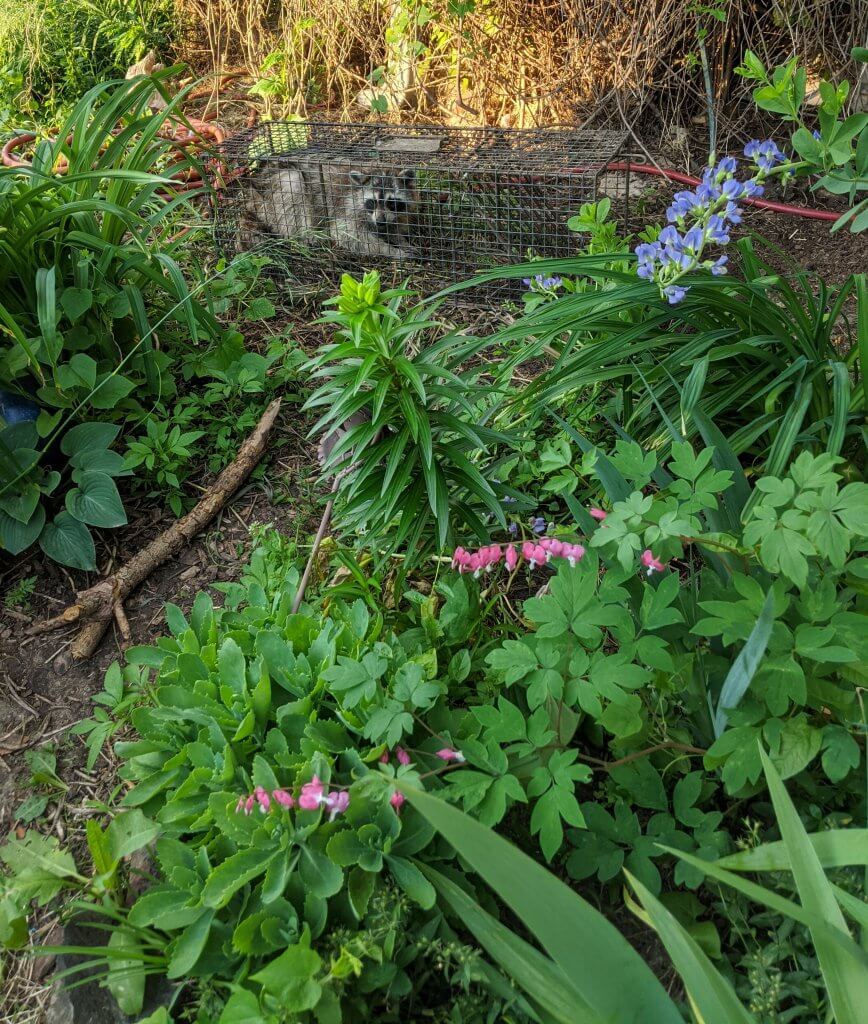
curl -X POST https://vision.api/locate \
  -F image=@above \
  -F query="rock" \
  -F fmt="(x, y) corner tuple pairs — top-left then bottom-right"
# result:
(46, 915), (176, 1024)
(45, 983), (75, 1024)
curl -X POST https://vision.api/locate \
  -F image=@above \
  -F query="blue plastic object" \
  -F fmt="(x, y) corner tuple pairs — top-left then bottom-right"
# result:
(0, 388), (39, 427)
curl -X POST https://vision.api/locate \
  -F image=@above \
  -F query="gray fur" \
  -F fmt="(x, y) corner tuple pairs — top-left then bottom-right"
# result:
(237, 158), (419, 260)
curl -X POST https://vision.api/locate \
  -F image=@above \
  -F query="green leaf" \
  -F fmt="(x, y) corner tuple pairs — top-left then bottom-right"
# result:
(60, 287), (93, 323)
(245, 296), (276, 320)
(218, 990), (262, 1024)
(627, 872), (754, 1023)
(66, 472), (127, 528)
(90, 373), (136, 410)
(201, 846), (279, 909)
(106, 928), (145, 1016)
(166, 909), (215, 979)
(713, 588), (775, 737)
(402, 785), (682, 1023)
(717, 829), (868, 872)
(251, 943), (322, 1010)
(759, 747), (868, 1023)
(105, 810), (159, 862)
(821, 726), (861, 783)
(299, 846), (343, 898)
(60, 421), (120, 456)
(0, 505), (45, 556)
(387, 856), (436, 909)
(39, 512), (96, 570)
(425, 865), (599, 1024)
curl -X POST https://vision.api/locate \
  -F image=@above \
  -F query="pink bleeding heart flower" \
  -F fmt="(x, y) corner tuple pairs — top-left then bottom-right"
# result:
(532, 544), (548, 565)
(390, 790), (405, 813)
(396, 747), (411, 766)
(542, 537), (564, 557)
(522, 540), (536, 563)
(467, 552), (483, 577)
(436, 747), (466, 763)
(641, 549), (666, 575)
(564, 543), (586, 567)
(325, 790), (350, 821)
(505, 544), (518, 571)
(298, 775), (325, 811)
(272, 788), (294, 809)
(589, 507), (608, 521)
(451, 546), (467, 570)
(244, 794), (255, 816)
(379, 750), (391, 764)
(235, 796), (245, 814)
(254, 786), (271, 813)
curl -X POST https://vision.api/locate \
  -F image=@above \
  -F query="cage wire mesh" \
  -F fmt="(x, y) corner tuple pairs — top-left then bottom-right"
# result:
(213, 121), (630, 296)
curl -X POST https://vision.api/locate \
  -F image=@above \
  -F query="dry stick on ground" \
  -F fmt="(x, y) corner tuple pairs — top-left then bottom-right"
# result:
(27, 399), (282, 660)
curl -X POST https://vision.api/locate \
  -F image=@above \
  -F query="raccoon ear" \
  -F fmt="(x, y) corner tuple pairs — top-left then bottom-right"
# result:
(398, 168), (417, 188)
(349, 170), (369, 186)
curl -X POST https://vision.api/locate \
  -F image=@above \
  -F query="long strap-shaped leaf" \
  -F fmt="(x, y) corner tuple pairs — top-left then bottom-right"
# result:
(402, 784), (683, 1024)
(716, 829), (868, 871)
(424, 865), (603, 1024)
(759, 747), (868, 1023)
(627, 872), (755, 1024)
(713, 588), (775, 738)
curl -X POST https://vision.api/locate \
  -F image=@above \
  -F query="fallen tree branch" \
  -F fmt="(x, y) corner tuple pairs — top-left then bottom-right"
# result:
(28, 399), (281, 660)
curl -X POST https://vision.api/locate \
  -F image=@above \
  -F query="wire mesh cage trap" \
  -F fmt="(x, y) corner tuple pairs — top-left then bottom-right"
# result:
(213, 121), (630, 295)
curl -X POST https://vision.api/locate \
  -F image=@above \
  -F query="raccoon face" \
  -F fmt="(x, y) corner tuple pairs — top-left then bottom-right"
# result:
(349, 169), (417, 238)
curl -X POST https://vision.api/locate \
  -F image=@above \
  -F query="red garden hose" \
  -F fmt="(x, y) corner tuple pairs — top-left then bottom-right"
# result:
(599, 161), (839, 222)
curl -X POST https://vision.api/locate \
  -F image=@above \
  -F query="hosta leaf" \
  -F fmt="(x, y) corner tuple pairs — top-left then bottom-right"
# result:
(60, 421), (120, 456)
(65, 471), (127, 528)
(39, 511), (96, 569)
(0, 504), (45, 555)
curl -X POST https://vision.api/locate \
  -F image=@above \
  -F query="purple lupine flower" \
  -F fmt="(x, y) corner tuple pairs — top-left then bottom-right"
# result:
(682, 226), (705, 253)
(716, 155), (738, 176)
(812, 129), (821, 141)
(667, 190), (702, 222)
(706, 214), (730, 243)
(709, 255), (729, 276)
(507, 521), (518, 535)
(664, 284), (689, 305)
(746, 139), (787, 172)
(722, 201), (742, 225)
(531, 516), (547, 534)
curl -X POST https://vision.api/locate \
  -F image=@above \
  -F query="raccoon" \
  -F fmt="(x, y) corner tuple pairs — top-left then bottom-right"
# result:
(236, 159), (419, 261)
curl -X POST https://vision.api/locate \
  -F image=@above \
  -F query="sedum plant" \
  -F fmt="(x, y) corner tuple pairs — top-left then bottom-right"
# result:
(108, 557), (527, 1022)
